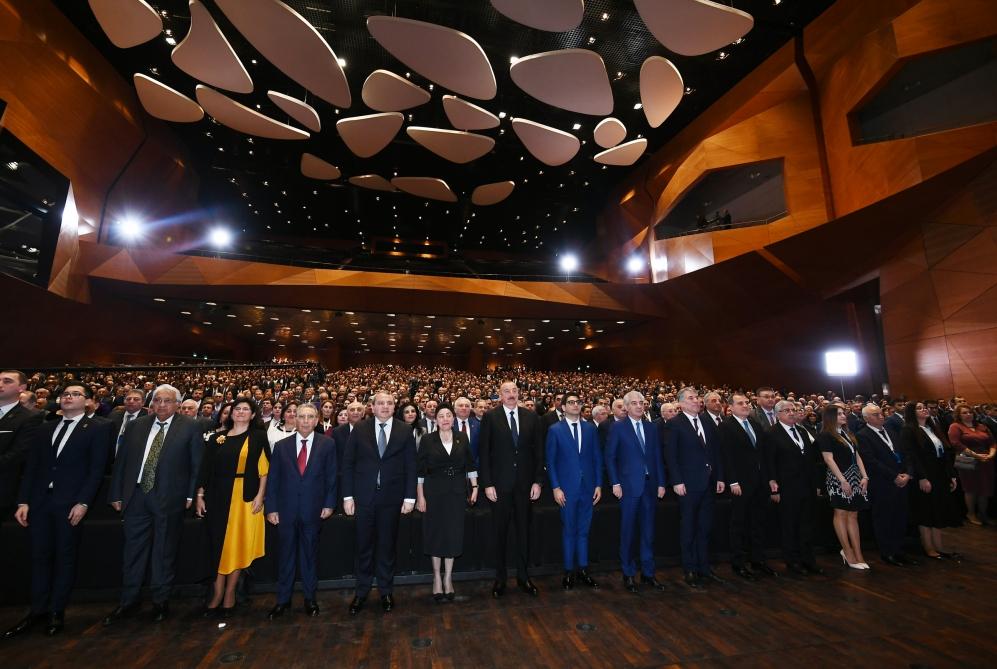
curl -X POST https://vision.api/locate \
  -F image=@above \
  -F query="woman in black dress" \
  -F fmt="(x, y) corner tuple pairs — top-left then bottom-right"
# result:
(416, 405), (477, 601)
(818, 405), (871, 570)
(900, 401), (960, 560)
(195, 398), (269, 617)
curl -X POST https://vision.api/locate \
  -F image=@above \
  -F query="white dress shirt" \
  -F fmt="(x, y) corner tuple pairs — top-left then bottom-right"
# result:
(52, 414), (84, 457)
(779, 421), (805, 451)
(683, 411), (705, 439)
(0, 401), (19, 420)
(566, 420), (582, 452)
(344, 419), (414, 504)
(296, 432), (313, 466)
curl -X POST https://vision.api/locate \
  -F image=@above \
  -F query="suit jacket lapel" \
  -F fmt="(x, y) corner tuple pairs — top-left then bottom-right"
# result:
(56, 416), (89, 459)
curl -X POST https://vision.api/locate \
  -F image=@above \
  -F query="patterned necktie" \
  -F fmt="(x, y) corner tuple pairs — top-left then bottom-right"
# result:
(297, 439), (308, 475)
(742, 419), (756, 447)
(139, 421), (168, 493)
(767, 411), (775, 426)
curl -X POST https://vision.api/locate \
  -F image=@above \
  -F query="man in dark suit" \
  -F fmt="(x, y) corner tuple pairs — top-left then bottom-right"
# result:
(855, 404), (916, 567)
(545, 391), (602, 589)
(265, 404), (337, 618)
(102, 384), (204, 625)
(331, 401), (365, 511)
(0, 370), (46, 520)
(763, 400), (824, 576)
(453, 397), (480, 467)
(342, 392), (416, 614)
(720, 392), (776, 580)
(541, 393), (565, 439)
(847, 400), (866, 434)
(606, 391), (666, 593)
(751, 387), (778, 428)
(666, 387), (726, 588)
(108, 390), (148, 463)
(5, 385), (110, 637)
(418, 398), (439, 434)
(885, 399), (906, 435)
(478, 381), (545, 597)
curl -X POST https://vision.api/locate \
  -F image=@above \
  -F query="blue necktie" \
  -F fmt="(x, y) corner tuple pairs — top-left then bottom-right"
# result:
(377, 422), (387, 486)
(571, 422), (579, 453)
(742, 419), (756, 447)
(635, 421), (645, 453)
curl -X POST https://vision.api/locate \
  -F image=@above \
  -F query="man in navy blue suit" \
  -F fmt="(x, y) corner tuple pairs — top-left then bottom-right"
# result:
(453, 397), (480, 468)
(546, 390), (603, 589)
(265, 403), (337, 619)
(5, 385), (109, 638)
(666, 387), (726, 589)
(342, 392), (416, 615)
(606, 390), (666, 593)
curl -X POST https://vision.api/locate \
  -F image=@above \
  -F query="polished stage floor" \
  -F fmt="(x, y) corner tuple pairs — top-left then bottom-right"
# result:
(3, 525), (997, 668)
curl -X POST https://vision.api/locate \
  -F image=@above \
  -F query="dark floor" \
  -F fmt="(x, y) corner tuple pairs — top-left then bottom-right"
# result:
(3, 525), (997, 668)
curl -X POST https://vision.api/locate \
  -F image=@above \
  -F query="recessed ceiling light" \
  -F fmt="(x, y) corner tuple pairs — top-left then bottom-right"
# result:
(206, 302), (217, 306)
(180, 311), (191, 315)
(572, 123), (581, 130)
(153, 298), (165, 302)
(633, 102), (643, 110)
(509, 55), (519, 64)
(254, 305), (265, 309)
(226, 314), (236, 318)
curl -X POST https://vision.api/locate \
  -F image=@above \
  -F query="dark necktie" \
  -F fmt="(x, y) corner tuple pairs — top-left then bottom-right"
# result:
(692, 417), (706, 447)
(571, 422), (579, 453)
(509, 410), (519, 448)
(140, 421), (168, 493)
(767, 411), (775, 426)
(714, 414), (722, 427)
(297, 439), (308, 475)
(377, 422), (387, 458)
(790, 426), (802, 451)
(634, 421), (645, 453)
(52, 419), (73, 457)
(461, 420), (468, 436)
(742, 419), (756, 447)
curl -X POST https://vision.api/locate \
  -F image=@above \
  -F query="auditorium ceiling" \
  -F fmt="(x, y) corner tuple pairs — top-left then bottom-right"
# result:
(56, 0), (834, 275)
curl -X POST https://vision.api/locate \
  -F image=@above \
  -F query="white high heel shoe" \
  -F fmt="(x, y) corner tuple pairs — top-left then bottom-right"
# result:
(840, 549), (869, 570)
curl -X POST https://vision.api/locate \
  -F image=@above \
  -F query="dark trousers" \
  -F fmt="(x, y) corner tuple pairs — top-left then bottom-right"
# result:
(559, 480), (594, 571)
(354, 502), (402, 596)
(29, 495), (83, 614)
(618, 477), (657, 577)
(276, 516), (320, 603)
(870, 482), (908, 557)
(779, 491), (815, 566)
(490, 485), (531, 580)
(678, 489), (714, 573)
(729, 482), (768, 566)
(120, 487), (184, 606)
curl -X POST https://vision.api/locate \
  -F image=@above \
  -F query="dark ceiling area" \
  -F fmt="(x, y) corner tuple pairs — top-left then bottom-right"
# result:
(56, 0), (835, 277)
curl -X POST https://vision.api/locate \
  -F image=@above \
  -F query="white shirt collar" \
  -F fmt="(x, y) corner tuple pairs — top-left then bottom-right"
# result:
(779, 421), (801, 438)
(682, 411), (700, 422)
(0, 401), (19, 415)
(296, 431), (313, 444)
(154, 414), (175, 428)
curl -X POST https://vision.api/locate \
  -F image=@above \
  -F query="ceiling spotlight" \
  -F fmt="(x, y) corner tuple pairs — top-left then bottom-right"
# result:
(626, 255), (645, 274)
(118, 216), (143, 241)
(5, 161), (18, 171)
(587, 36), (596, 44)
(165, 36), (177, 46)
(601, 12), (610, 20)
(498, 111), (507, 119)
(337, 57), (347, 68)
(209, 226), (233, 248)
(509, 55), (519, 64)
(572, 122), (581, 130)
(633, 102), (643, 110)
(716, 51), (729, 61)
(559, 253), (579, 273)
(684, 86), (696, 95)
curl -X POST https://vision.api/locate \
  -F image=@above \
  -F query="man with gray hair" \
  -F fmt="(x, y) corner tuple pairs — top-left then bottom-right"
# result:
(104, 384), (204, 625)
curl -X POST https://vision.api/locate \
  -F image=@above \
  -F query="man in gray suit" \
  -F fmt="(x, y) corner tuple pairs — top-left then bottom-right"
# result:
(103, 384), (203, 625)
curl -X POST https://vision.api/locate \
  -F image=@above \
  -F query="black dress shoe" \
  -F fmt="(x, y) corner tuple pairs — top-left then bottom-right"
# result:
(802, 563), (824, 576)
(881, 555), (906, 567)
(3, 613), (45, 638)
(577, 569), (599, 588)
(381, 594), (394, 612)
(751, 562), (778, 577)
(701, 570), (726, 585)
(491, 580), (506, 598)
(202, 605), (219, 619)
(622, 575), (638, 593)
(102, 603), (140, 627)
(939, 552), (963, 561)
(151, 602), (170, 623)
(683, 571), (701, 589)
(641, 574), (667, 591)
(518, 579), (539, 596)
(445, 587), (455, 601)
(304, 599), (320, 617)
(348, 596), (365, 615)
(786, 562), (809, 576)
(433, 592), (445, 603)
(44, 612), (64, 636)
(267, 603), (289, 620)
(220, 607), (234, 620)
(562, 572), (575, 590)
(733, 565), (756, 581)
(896, 554), (919, 566)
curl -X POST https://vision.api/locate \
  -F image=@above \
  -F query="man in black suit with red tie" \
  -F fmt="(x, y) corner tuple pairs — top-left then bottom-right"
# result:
(342, 392), (416, 615)
(0, 370), (46, 522)
(478, 381), (545, 597)
(4, 385), (110, 637)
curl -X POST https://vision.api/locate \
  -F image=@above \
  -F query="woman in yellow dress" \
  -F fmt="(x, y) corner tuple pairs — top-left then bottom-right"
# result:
(196, 398), (269, 617)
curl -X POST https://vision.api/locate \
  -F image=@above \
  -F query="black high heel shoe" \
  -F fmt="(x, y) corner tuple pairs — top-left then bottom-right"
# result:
(444, 585), (455, 601)
(220, 606), (235, 619)
(202, 605), (219, 618)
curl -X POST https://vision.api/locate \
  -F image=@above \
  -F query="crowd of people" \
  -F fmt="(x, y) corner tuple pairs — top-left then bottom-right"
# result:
(0, 363), (994, 637)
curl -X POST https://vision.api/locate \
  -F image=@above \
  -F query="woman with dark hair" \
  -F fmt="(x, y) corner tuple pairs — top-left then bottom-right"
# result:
(336, 408), (349, 426)
(214, 402), (234, 434)
(398, 402), (426, 451)
(948, 403), (995, 525)
(195, 398), (269, 617)
(818, 404), (870, 570)
(266, 401), (297, 452)
(317, 400), (336, 435)
(901, 401), (960, 559)
(416, 405), (477, 601)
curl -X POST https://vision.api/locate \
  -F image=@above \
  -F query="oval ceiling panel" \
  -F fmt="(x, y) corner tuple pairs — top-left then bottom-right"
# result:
(509, 49), (613, 116)
(594, 138), (647, 166)
(89, 0), (163, 48)
(511, 118), (579, 166)
(367, 16), (497, 100)
(195, 85), (310, 140)
(391, 177), (458, 202)
(442, 95), (499, 130)
(640, 56), (684, 128)
(133, 74), (204, 123)
(490, 0), (584, 32)
(361, 70), (431, 112)
(300, 153), (340, 180)
(471, 181), (516, 206)
(407, 127), (495, 164)
(594, 117), (626, 148)
(215, 0), (351, 108)
(172, 0), (252, 94)
(634, 0), (754, 57)
(348, 175), (396, 192)
(336, 112), (404, 158)
(267, 91), (321, 132)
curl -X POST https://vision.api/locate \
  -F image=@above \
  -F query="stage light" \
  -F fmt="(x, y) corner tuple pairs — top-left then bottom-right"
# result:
(209, 226), (233, 248)
(118, 216), (143, 241)
(825, 350), (858, 376)
(626, 255), (645, 274)
(559, 253), (579, 273)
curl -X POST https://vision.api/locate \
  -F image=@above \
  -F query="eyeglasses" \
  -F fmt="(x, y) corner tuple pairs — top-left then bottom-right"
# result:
(60, 391), (85, 399)
(564, 399), (580, 405)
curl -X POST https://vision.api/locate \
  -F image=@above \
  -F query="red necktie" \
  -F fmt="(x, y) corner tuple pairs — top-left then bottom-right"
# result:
(461, 420), (469, 436)
(297, 439), (308, 475)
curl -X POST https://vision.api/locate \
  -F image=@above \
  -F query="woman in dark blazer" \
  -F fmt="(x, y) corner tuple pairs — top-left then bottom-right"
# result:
(416, 405), (477, 601)
(195, 398), (269, 617)
(900, 401), (960, 560)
